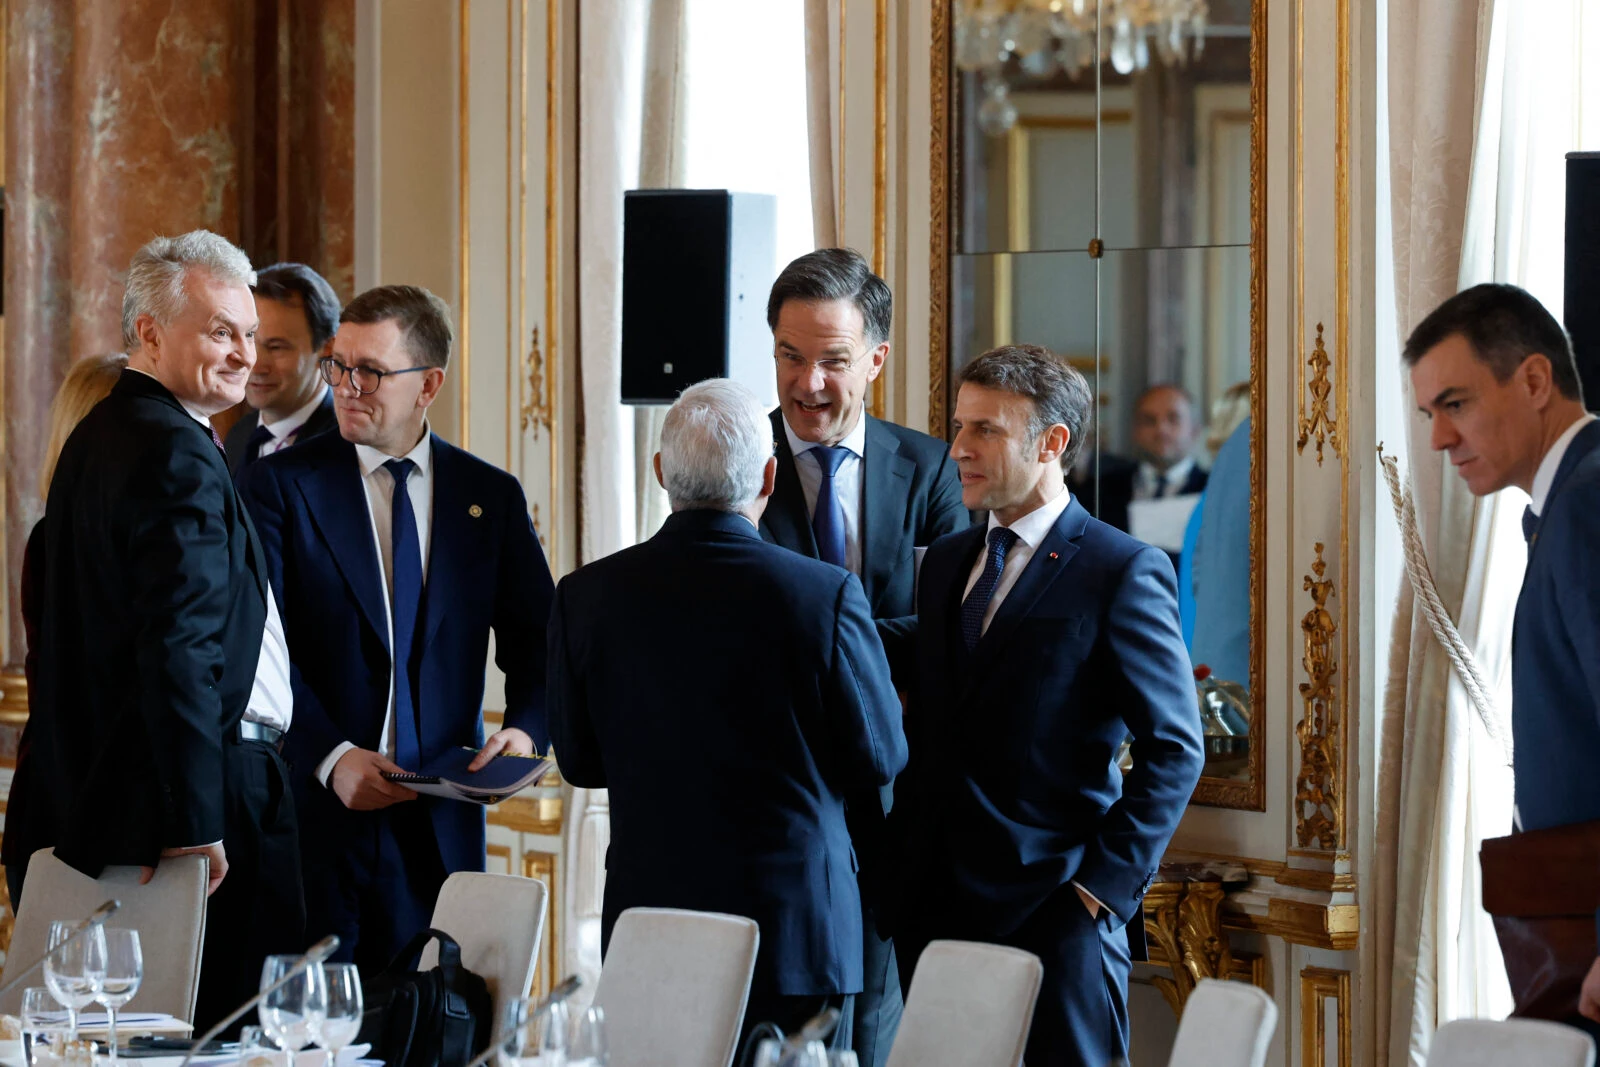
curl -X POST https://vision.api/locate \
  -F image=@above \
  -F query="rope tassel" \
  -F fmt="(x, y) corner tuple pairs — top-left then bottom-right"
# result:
(1378, 445), (1515, 767)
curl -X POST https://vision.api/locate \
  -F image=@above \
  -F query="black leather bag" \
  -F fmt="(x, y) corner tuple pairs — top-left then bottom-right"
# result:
(358, 928), (494, 1067)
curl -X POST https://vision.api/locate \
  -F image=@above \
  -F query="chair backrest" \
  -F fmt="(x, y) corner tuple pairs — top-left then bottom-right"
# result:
(591, 907), (759, 1067)
(0, 849), (208, 1020)
(1427, 1018), (1596, 1067)
(885, 940), (1043, 1067)
(1166, 979), (1277, 1067)
(418, 872), (548, 1029)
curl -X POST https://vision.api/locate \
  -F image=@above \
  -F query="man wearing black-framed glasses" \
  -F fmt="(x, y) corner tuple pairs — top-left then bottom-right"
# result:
(238, 284), (555, 973)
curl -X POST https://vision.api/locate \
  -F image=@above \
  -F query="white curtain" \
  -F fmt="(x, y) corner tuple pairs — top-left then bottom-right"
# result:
(566, 0), (649, 1005)
(1375, 0), (1496, 1062)
(804, 0), (841, 247)
(1378, 1), (1600, 1060)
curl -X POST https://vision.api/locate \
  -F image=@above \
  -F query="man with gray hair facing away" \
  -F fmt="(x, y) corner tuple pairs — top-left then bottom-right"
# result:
(549, 378), (906, 1053)
(28, 230), (304, 1033)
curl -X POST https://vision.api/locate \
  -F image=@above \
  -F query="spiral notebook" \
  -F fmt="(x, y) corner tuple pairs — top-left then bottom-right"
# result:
(381, 746), (555, 805)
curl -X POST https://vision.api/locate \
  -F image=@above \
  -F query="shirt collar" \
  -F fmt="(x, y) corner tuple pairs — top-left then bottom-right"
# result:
(355, 422), (433, 479)
(127, 366), (213, 427)
(1141, 455), (1195, 491)
(261, 385), (330, 439)
(781, 408), (868, 460)
(986, 481), (1072, 549)
(1530, 413), (1599, 515)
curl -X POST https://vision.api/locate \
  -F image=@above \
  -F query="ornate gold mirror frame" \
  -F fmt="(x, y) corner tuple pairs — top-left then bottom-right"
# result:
(927, 0), (1267, 810)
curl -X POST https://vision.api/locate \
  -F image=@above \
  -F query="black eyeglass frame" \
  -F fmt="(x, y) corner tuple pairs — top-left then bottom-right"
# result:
(318, 357), (432, 397)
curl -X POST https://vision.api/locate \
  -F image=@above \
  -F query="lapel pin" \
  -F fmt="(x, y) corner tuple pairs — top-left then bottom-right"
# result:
(1048, 551), (1059, 560)
(469, 505), (483, 518)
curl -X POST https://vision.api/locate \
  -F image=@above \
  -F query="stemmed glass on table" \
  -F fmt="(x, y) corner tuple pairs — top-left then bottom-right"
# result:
(43, 920), (106, 1043)
(97, 928), (144, 1060)
(316, 964), (364, 1067)
(259, 955), (328, 1067)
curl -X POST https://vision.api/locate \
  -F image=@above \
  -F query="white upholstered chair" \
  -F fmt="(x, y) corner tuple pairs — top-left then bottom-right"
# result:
(885, 940), (1043, 1067)
(590, 907), (759, 1067)
(418, 871), (548, 1029)
(1426, 1018), (1596, 1067)
(1166, 979), (1278, 1067)
(0, 849), (208, 1022)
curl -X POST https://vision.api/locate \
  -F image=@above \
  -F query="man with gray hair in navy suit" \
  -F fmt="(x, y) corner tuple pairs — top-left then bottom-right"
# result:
(549, 377), (907, 1055)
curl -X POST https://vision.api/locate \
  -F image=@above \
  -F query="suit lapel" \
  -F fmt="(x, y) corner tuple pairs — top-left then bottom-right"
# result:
(965, 497), (1089, 681)
(761, 410), (820, 557)
(296, 440), (391, 649)
(420, 436), (473, 653)
(1528, 420), (1600, 562)
(862, 417), (913, 607)
(924, 524), (986, 692)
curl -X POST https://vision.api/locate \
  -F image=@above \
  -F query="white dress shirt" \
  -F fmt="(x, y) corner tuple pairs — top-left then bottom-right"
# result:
(129, 368), (295, 732)
(1530, 413), (1599, 516)
(1133, 456), (1196, 501)
(962, 482), (1074, 636)
(959, 481), (1105, 913)
(315, 427), (435, 786)
(254, 386), (331, 459)
(782, 412), (867, 576)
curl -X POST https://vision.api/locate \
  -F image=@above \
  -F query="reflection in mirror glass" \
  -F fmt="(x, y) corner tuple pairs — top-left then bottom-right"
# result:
(952, 0), (1253, 256)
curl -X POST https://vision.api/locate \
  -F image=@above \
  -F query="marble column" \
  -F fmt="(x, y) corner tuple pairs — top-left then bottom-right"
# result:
(2, 0), (73, 698)
(67, 0), (248, 358)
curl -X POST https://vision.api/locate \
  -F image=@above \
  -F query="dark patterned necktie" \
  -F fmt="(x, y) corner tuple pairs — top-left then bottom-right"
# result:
(1523, 505), (1538, 544)
(208, 424), (226, 454)
(960, 526), (1019, 650)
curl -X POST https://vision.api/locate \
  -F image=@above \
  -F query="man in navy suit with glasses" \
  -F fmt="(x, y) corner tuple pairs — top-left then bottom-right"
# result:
(240, 284), (554, 972)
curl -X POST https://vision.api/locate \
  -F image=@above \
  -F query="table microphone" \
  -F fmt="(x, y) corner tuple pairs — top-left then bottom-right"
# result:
(176, 935), (340, 1067)
(0, 899), (121, 1001)
(457, 973), (583, 1067)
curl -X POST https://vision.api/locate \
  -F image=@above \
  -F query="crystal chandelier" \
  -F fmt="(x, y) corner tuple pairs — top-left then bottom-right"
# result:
(955, 0), (1210, 135)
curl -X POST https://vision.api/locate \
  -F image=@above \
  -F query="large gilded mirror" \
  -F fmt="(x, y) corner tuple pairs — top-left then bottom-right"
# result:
(931, 0), (1264, 809)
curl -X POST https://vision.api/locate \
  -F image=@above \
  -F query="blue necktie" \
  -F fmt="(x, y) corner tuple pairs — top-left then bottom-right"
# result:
(1523, 505), (1538, 544)
(961, 526), (1019, 651)
(810, 445), (850, 567)
(386, 459), (424, 769)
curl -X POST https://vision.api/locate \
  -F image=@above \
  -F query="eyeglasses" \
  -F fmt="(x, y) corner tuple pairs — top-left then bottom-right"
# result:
(774, 350), (865, 380)
(319, 357), (430, 397)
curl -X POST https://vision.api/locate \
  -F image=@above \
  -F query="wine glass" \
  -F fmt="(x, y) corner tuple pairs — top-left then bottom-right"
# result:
(567, 1005), (606, 1067)
(317, 964), (363, 1067)
(97, 928), (143, 1060)
(43, 921), (105, 1042)
(259, 955), (328, 1067)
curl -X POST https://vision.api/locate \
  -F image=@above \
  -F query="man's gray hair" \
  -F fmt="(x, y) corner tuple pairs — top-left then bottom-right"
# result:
(659, 378), (773, 512)
(121, 230), (256, 349)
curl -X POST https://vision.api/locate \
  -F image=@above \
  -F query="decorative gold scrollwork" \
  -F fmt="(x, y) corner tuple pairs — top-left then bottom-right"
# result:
(1297, 323), (1341, 464)
(1143, 881), (1234, 1015)
(521, 326), (552, 438)
(1295, 543), (1341, 851)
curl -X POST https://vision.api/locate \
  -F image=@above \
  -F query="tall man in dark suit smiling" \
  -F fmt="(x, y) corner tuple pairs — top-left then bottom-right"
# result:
(29, 230), (305, 1032)
(758, 248), (967, 1067)
(239, 284), (554, 972)
(1404, 284), (1600, 1032)
(891, 344), (1203, 1067)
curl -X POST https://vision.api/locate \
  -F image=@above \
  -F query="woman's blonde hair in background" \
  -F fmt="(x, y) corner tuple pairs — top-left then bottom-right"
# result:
(40, 353), (129, 496)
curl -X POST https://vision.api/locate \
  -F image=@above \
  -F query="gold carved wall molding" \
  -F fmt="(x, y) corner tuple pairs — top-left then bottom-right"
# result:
(1294, 542), (1342, 852)
(1296, 323), (1340, 464)
(1299, 967), (1352, 1067)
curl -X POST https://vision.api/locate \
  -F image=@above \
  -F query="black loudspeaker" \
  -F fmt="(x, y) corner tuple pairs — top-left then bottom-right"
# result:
(1565, 153), (1600, 411)
(621, 189), (778, 405)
